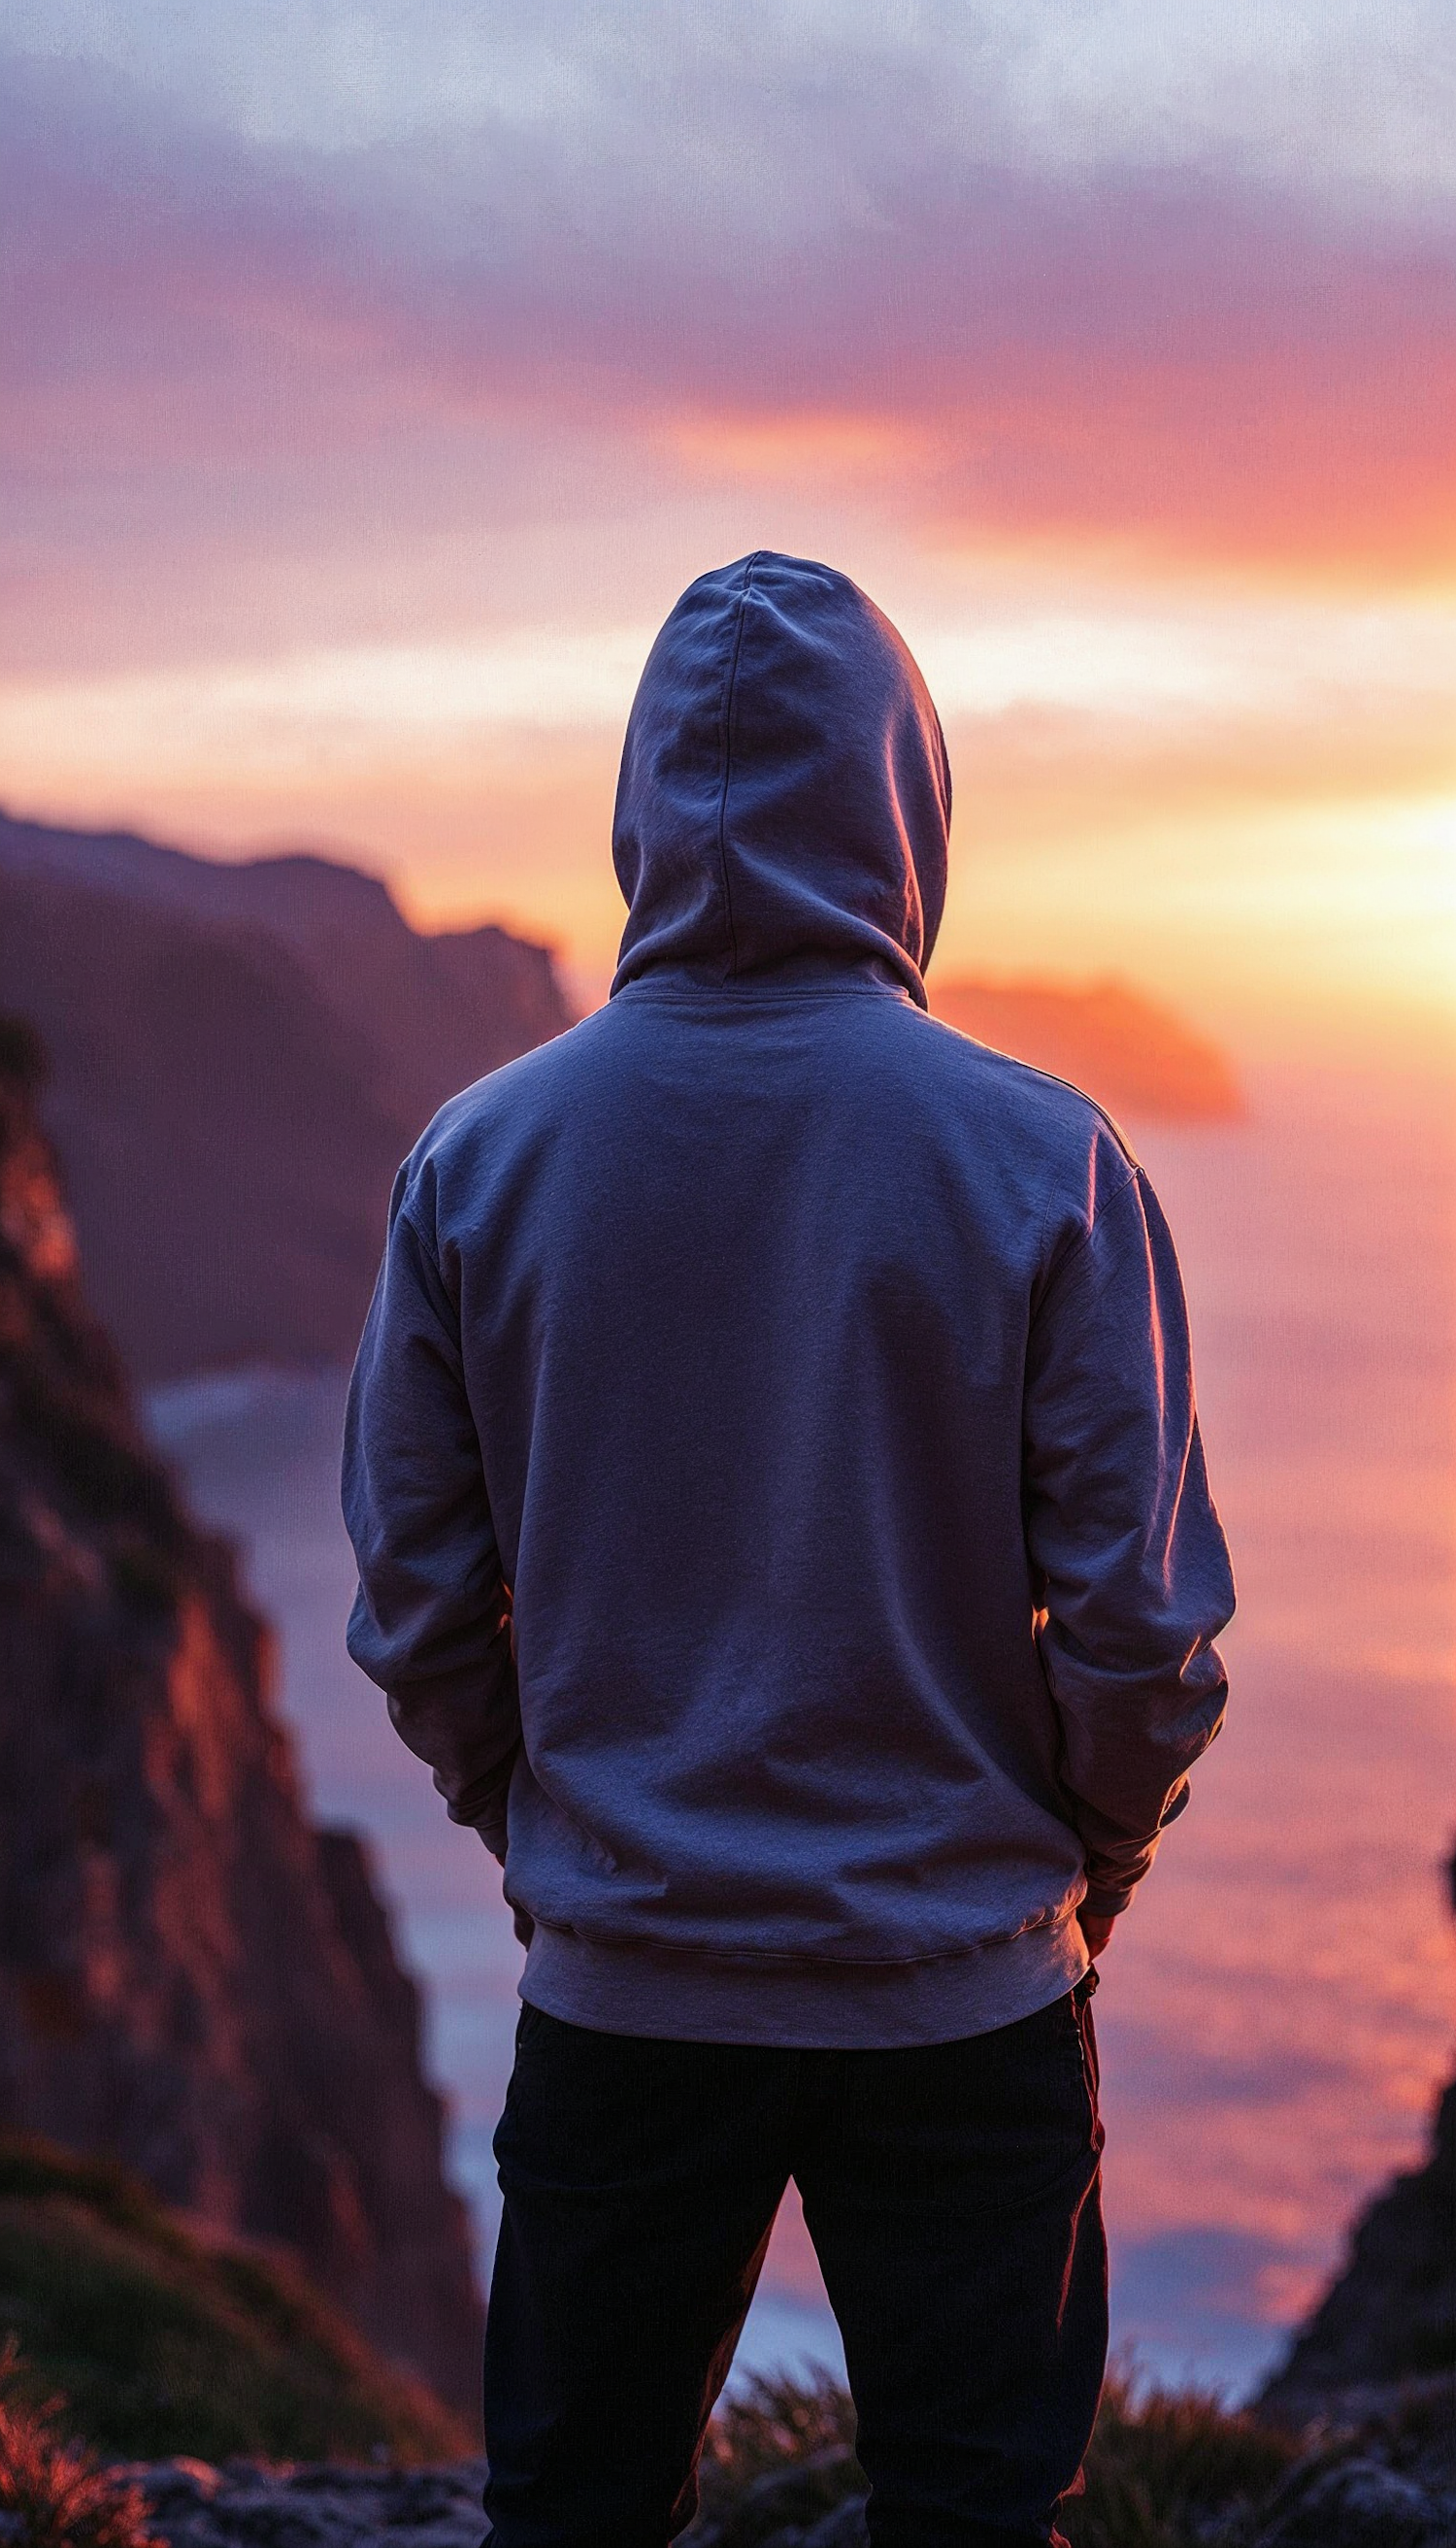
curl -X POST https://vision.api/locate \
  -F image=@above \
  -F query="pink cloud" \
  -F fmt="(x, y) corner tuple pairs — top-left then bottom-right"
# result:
(3, 48), (1453, 609)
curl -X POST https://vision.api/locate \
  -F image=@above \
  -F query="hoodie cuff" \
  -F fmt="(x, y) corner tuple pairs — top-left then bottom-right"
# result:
(445, 1745), (518, 1856)
(1081, 1877), (1137, 1919)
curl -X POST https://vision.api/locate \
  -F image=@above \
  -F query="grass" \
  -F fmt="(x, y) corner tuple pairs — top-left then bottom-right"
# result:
(685, 2369), (1301, 2546)
(0, 2137), (470, 2464)
(692, 2374), (863, 2538)
(1068, 2378), (1298, 2547)
(0, 2340), (161, 2548)
(0, 2138), (1418, 2546)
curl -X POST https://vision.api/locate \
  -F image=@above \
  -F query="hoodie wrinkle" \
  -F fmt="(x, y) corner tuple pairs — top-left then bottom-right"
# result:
(612, 550), (949, 1004)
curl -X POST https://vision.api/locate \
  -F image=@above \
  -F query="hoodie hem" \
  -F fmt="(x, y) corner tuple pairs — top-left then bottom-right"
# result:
(518, 1909), (1089, 2049)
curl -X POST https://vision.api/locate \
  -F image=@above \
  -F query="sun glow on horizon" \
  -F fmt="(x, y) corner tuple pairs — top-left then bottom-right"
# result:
(4, 594), (1450, 1034)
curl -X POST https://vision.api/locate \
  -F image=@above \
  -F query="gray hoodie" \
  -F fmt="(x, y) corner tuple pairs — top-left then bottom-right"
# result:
(343, 551), (1235, 2047)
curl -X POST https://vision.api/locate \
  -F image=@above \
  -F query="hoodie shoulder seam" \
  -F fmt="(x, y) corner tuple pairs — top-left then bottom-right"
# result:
(715, 552), (760, 981)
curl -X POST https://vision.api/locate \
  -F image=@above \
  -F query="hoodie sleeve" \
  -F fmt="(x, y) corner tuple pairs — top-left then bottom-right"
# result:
(1023, 1155), (1235, 1919)
(342, 1168), (519, 1859)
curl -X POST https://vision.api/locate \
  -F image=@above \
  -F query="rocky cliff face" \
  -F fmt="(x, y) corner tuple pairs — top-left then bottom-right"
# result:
(0, 1021), (483, 2413)
(1259, 1847), (1455, 2428)
(1259, 2074), (1455, 2427)
(0, 811), (575, 1379)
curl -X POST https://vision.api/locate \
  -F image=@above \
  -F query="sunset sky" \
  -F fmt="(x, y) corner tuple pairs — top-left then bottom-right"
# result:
(4, 1), (1454, 1028)
(10, 6), (1453, 2393)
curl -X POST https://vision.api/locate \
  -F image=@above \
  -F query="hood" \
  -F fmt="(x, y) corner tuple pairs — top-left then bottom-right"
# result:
(611, 552), (950, 1007)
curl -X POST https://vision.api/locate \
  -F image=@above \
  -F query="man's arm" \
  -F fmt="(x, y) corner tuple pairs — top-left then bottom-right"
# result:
(1024, 1158), (1235, 1928)
(342, 1170), (520, 1859)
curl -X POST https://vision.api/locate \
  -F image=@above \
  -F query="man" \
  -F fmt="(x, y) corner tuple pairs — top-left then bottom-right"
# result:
(343, 552), (1234, 2548)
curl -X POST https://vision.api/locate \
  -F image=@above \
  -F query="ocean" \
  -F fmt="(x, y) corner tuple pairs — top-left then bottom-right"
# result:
(146, 1042), (1456, 2399)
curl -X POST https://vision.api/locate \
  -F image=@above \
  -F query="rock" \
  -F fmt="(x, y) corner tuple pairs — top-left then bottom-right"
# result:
(693, 2445), (862, 2546)
(1260, 2079), (1456, 2427)
(130, 2461), (488, 2548)
(1250, 2451), (1456, 2547)
(137, 2463), (225, 2521)
(0, 1036), (482, 2410)
(1259, 1850), (1456, 2432)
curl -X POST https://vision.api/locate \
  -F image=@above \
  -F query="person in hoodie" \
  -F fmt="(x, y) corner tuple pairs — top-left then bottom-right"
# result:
(343, 553), (1235, 2548)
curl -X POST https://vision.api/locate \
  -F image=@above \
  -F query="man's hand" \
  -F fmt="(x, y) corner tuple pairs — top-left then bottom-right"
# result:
(1077, 1908), (1118, 1962)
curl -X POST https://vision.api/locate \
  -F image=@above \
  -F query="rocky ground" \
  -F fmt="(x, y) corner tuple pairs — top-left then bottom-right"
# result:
(124, 2459), (488, 2548)
(119, 2376), (1456, 2548)
(116, 2457), (867, 2547)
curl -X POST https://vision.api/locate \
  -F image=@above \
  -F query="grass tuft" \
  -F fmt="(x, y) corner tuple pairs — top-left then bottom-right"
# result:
(686, 2369), (1302, 2546)
(1067, 2374), (1299, 2546)
(692, 2371), (863, 2536)
(0, 2340), (160, 2548)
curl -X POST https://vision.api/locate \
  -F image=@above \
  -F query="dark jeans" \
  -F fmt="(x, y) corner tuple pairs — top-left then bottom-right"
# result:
(482, 1978), (1107, 2548)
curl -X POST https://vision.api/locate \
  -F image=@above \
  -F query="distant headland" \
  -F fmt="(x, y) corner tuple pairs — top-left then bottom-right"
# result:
(931, 976), (1242, 1126)
(1, 811), (1241, 1382)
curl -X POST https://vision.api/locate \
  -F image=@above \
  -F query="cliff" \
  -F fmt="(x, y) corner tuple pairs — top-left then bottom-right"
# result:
(0, 811), (575, 1379)
(1258, 1852), (1456, 2426)
(0, 1022), (483, 2412)
(930, 976), (1242, 1124)
(0, 813), (1244, 1380)
(0, 2137), (469, 2460)
(1260, 2082), (1454, 2423)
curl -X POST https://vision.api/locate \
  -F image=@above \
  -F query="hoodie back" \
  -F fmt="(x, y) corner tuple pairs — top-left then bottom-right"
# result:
(344, 553), (1234, 2047)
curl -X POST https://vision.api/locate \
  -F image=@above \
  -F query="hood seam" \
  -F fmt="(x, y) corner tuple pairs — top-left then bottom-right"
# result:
(714, 551), (760, 983)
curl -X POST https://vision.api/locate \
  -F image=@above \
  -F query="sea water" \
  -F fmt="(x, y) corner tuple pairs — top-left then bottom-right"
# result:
(146, 1045), (1456, 2399)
